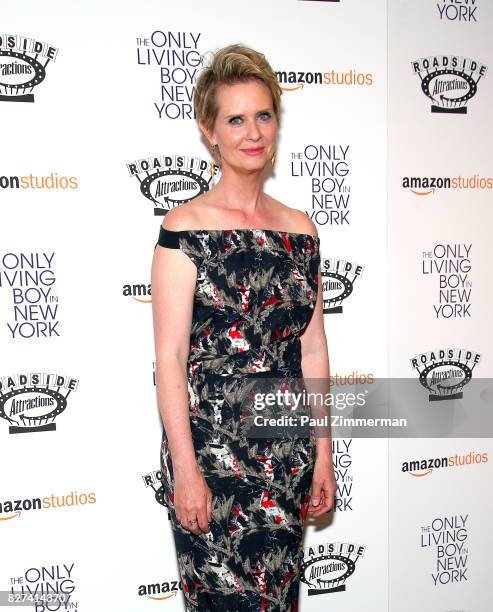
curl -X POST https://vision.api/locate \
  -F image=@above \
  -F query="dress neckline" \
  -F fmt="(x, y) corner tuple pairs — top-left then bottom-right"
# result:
(161, 227), (319, 240)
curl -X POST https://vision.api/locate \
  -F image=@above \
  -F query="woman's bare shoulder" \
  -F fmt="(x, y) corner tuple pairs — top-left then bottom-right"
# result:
(161, 200), (205, 231)
(265, 194), (318, 236)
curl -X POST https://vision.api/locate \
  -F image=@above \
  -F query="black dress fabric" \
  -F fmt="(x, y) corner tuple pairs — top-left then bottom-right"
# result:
(154, 226), (321, 611)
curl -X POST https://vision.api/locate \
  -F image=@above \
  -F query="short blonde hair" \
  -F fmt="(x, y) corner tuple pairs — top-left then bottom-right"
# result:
(194, 43), (282, 136)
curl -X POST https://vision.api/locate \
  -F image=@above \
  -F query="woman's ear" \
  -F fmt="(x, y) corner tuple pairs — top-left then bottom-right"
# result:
(199, 120), (214, 147)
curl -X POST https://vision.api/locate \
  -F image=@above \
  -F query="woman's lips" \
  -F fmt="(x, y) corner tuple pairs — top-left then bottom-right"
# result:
(241, 147), (265, 155)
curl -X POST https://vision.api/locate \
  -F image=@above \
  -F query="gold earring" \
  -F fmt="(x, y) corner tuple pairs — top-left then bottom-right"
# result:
(209, 143), (216, 176)
(271, 152), (276, 166)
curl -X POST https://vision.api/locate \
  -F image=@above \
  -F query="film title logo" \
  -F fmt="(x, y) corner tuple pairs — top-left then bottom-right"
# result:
(420, 514), (469, 585)
(0, 251), (60, 339)
(0, 372), (78, 434)
(412, 55), (487, 113)
(136, 30), (203, 119)
(410, 347), (481, 401)
(290, 145), (351, 226)
(301, 542), (365, 595)
(127, 154), (217, 215)
(437, 0), (478, 22)
(0, 33), (58, 103)
(321, 257), (364, 314)
(7, 562), (77, 608)
(333, 439), (353, 511)
(422, 243), (472, 319)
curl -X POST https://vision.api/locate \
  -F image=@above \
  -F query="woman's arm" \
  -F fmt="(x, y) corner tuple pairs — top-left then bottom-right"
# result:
(298, 218), (336, 516)
(151, 225), (198, 469)
(151, 210), (212, 533)
(300, 261), (332, 459)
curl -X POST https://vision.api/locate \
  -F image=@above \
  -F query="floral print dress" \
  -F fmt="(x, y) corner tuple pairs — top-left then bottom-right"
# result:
(155, 226), (321, 611)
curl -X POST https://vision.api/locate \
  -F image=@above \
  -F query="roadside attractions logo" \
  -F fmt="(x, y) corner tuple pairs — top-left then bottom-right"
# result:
(136, 29), (204, 119)
(0, 33), (58, 103)
(422, 243), (472, 319)
(143, 468), (168, 513)
(412, 55), (487, 113)
(276, 68), (372, 92)
(127, 153), (217, 215)
(301, 542), (365, 596)
(321, 257), (364, 314)
(0, 372), (78, 434)
(410, 347), (481, 401)
(402, 450), (488, 477)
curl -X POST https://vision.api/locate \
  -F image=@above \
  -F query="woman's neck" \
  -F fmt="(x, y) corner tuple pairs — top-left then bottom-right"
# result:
(211, 165), (266, 217)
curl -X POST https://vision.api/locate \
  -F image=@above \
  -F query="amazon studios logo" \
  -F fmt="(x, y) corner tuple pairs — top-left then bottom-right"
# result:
(0, 33), (58, 103)
(410, 347), (481, 401)
(412, 55), (487, 113)
(122, 279), (150, 303)
(136, 29), (204, 119)
(402, 174), (493, 195)
(402, 450), (488, 477)
(301, 542), (365, 596)
(127, 153), (217, 215)
(290, 145), (351, 227)
(321, 256), (364, 314)
(0, 372), (78, 434)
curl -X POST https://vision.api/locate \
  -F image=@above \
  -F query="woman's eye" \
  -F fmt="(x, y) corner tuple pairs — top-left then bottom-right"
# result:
(229, 116), (242, 125)
(259, 112), (271, 120)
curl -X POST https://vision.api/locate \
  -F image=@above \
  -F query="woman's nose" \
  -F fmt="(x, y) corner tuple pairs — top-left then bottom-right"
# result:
(246, 119), (261, 141)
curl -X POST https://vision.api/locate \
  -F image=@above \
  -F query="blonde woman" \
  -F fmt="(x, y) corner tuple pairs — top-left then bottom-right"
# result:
(151, 44), (335, 611)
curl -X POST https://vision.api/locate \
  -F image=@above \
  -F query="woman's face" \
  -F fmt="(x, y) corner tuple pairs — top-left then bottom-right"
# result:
(204, 79), (278, 173)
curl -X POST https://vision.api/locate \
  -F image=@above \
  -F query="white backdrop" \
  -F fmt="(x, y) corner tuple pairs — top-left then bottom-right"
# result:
(0, 0), (491, 610)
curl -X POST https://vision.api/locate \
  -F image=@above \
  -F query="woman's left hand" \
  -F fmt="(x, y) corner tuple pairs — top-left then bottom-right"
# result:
(308, 455), (336, 517)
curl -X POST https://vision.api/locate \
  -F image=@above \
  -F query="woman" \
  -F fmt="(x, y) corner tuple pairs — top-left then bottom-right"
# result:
(151, 44), (335, 611)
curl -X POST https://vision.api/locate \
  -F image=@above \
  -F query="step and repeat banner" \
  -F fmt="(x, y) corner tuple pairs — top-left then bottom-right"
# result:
(1, 0), (491, 610)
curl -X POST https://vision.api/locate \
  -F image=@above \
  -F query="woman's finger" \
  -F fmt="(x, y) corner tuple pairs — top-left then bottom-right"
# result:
(309, 479), (323, 508)
(206, 490), (213, 524)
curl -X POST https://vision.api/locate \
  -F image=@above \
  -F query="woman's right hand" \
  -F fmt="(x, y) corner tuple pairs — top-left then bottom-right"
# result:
(173, 462), (213, 534)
